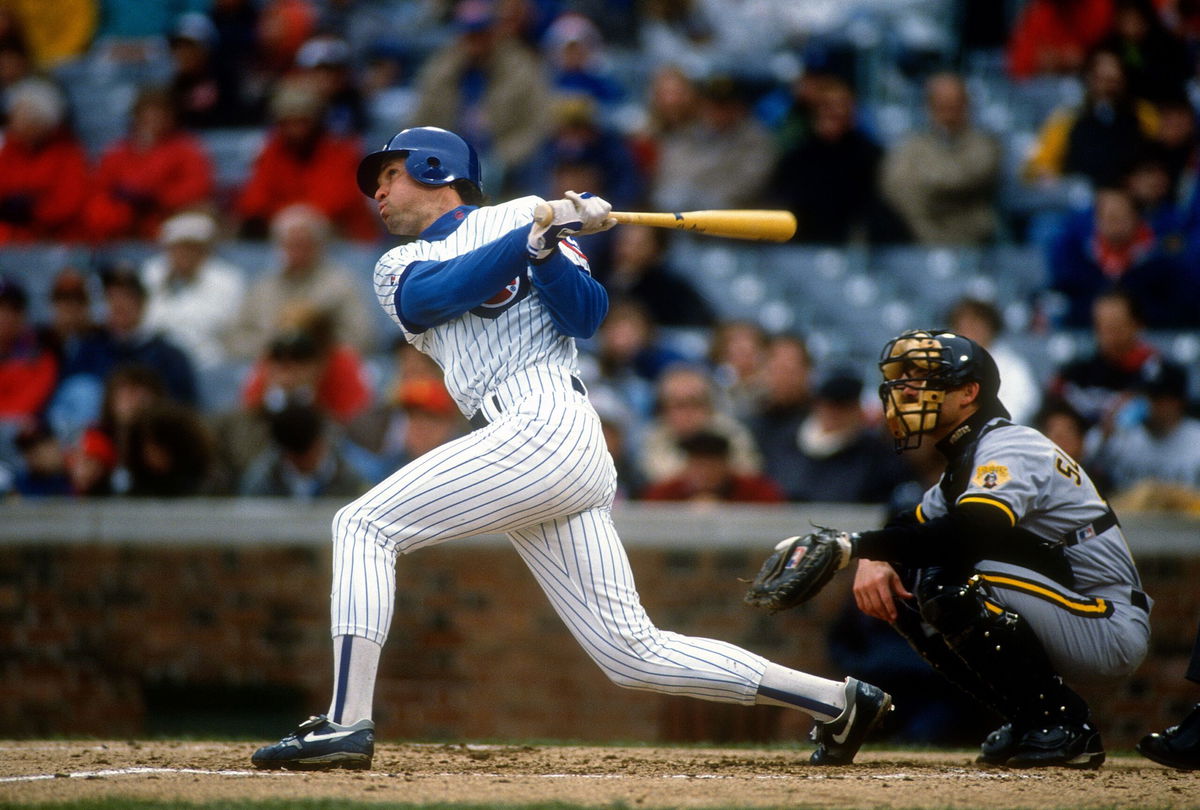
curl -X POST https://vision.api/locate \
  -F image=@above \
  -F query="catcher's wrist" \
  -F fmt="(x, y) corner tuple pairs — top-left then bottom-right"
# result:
(834, 531), (858, 569)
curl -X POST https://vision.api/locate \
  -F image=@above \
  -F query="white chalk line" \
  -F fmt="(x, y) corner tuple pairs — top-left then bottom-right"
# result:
(1, 766), (1044, 784)
(450, 770), (1042, 782)
(0, 767), (269, 783)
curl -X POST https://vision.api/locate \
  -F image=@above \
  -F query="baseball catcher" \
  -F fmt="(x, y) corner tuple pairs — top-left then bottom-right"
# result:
(748, 329), (1151, 769)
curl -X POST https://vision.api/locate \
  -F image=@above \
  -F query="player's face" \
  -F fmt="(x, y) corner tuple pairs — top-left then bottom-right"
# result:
(886, 366), (941, 435)
(934, 385), (976, 434)
(372, 158), (447, 236)
(882, 361), (978, 447)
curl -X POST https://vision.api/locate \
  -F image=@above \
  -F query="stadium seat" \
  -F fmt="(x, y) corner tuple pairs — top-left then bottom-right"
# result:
(93, 241), (157, 270)
(203, 129), (268, 198)
(775, 247), (857, 324)
(217, 240), (275, 281)
(67, 81), (136, 159)
(657, 326), (710, 362)
(987, 243), (1047, 300)
(198, 358), (252, 413)
(328, 242), (398, 344)
(1010, 76), (1084, 130)
(0, 245), (93, 323)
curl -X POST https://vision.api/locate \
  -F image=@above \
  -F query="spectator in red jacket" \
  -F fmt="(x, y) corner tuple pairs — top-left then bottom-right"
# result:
(0, 78), (89, 244)
(0, 277), (58, 467)
(1008, 0), (1115, 80)
(235, 80), (378, 241)
(84, 86), (215, 241)
(641, 429), (784, 503)
(240, 308), (372, 425)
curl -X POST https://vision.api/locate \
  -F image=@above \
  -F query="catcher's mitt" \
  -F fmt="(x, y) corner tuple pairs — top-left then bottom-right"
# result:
(743, 528), (854, 613)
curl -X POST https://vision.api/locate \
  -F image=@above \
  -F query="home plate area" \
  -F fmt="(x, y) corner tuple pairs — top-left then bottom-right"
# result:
(0, 741), (1194, 808)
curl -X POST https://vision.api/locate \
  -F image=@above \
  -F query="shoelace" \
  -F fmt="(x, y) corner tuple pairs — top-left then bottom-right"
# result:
(283, 715), (329, 742)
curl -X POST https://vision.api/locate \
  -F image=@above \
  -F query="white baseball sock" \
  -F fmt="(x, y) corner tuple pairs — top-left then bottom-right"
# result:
(755, 662), (847, 721)
(327, 634), (382, 725)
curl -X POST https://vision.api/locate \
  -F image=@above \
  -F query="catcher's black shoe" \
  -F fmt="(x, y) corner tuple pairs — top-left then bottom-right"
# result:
(976, 722), (1019, 765)
(1005, 722), (1105, 769)
(251, 715), (374, 770)
(809, 678), (892, 765)
(1137, 703), (1200, 771)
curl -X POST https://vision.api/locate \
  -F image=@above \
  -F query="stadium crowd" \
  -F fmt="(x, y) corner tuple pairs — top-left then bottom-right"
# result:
(0, 0), (1199, 511)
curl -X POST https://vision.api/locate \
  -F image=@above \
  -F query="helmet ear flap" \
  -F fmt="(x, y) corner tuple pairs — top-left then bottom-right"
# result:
(357, 127), (482, 197)
(408, 152), (448, 184)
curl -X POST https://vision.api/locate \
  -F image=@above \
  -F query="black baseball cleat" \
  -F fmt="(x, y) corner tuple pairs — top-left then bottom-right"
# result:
(976, 722), (1019, 765)
(251, 715), (374, 770)
(1005, 722), (1105, 769)
(1137, 703), (1200, 771)
(809, 678), (893, 765)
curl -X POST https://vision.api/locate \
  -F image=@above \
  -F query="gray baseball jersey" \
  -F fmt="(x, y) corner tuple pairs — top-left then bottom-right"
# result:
(917, 417), (1150, 684)
(332, 196), (789, 709)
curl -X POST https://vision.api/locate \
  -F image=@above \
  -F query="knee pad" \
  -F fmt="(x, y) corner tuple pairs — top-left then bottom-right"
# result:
(909, 571), (1088, 726)
(915, 575), (990, 641)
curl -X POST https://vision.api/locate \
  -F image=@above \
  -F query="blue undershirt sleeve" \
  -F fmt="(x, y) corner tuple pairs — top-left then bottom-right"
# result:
(529, 246), (609, 338)
(395, 227), (531, 331)
(395, 225), (609, 337)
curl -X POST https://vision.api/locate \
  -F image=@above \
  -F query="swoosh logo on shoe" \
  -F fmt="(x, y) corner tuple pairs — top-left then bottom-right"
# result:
(302, 728), (357, 743)
(831, 704), (857, 745)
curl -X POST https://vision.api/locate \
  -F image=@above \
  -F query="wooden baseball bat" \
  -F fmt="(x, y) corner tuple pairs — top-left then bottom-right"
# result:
(535, 205), (797, 242)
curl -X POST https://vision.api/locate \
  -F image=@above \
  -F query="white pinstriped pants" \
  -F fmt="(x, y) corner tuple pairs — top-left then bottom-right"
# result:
(331, 389), (768, 704)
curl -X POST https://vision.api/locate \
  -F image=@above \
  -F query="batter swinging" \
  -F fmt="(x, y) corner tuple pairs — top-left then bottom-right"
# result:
(250, 127), (891, 770)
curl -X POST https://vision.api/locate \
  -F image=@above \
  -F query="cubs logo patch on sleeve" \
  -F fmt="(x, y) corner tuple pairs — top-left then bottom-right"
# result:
(471, 272), (531, 318)
(973, 462), (1011, 490)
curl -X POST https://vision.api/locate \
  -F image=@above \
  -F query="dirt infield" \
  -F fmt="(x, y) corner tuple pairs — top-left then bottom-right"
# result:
(1, 740), (1197, 809)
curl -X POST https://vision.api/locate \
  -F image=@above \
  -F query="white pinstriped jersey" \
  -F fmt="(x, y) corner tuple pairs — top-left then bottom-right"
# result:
(333, 193), (797, 715)
(372, 196), (588, 418)
(918, 418), (1143, 595)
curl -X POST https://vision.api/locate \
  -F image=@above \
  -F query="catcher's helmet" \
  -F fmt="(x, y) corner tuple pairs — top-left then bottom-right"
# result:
(877, 329), (1005, 450)
(356, 126), (482, 197)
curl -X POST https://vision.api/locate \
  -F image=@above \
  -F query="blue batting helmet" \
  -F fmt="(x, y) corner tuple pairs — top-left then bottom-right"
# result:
(356, 126), (482, 197)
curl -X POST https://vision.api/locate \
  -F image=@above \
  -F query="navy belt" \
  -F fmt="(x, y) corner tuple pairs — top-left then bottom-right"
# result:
(469, 375), (586, 430)
(1062, 509), (1119, 546)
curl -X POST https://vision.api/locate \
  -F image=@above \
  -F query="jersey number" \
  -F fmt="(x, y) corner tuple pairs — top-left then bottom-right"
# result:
(1054, 452), (1082, 486)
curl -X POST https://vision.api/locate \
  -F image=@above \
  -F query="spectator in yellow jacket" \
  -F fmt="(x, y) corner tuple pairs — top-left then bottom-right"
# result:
(1025, 47), (1157, 188)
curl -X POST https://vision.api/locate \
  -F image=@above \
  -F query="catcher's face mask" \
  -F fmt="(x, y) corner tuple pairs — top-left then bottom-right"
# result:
(877, 331), (956, 451)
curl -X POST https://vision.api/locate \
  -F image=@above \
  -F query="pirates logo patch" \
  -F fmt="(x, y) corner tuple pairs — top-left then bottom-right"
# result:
(972, 462), (1010, 490)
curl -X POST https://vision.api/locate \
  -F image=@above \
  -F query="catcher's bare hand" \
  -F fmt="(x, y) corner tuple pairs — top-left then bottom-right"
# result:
(743, 528), (854, 613)
(852, 559), (913, 623)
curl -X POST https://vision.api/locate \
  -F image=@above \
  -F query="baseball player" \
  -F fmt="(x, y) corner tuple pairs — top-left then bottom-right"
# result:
(749, 330), (1150, 768)
(250, 127), (892, 770)
(1137, 619), (1200, 770)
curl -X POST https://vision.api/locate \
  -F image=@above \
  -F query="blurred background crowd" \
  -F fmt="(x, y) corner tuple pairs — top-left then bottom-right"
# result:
(0, 0), (1199, 515)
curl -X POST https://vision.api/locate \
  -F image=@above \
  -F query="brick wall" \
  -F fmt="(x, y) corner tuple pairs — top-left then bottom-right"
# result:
(3, 537), (1198, 749)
